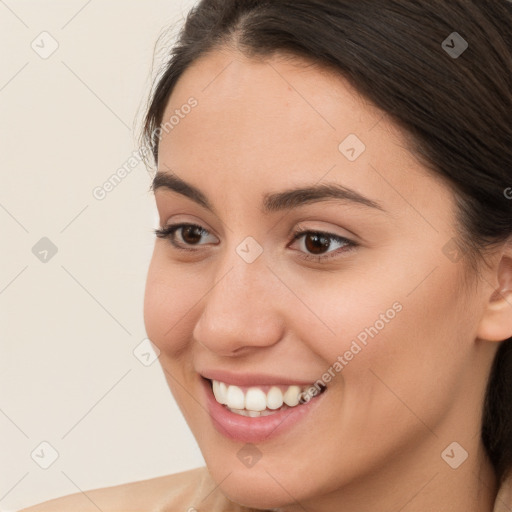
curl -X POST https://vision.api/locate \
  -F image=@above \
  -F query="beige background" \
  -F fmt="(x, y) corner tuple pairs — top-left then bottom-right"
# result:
(0, 2), (204, 510)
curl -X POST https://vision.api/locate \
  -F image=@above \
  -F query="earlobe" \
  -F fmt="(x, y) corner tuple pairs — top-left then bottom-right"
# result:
(476, 248), (512, 343)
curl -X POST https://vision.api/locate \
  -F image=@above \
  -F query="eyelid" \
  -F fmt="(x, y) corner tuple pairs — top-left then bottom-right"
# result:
(291, 220), (356, 241)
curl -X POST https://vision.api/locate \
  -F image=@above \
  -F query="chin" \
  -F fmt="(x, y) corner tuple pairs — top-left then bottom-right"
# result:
(210, 467), (299, 510)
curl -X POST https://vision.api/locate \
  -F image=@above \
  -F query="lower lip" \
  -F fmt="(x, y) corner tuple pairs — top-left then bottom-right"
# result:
(201, 377), (326, 443)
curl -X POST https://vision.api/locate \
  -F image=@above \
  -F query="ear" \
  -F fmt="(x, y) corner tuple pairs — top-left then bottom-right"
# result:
(476, 243), (512, 342)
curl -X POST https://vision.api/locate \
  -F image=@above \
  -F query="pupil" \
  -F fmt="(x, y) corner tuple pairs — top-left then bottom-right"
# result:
(183, 226), (202, 244)
(305, 234), (330, 254)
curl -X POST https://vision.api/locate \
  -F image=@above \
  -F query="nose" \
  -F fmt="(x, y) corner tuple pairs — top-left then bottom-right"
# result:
(192, 252), (286, 356)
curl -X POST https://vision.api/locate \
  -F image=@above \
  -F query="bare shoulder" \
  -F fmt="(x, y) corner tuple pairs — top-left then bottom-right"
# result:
(17, 466), (211, 512)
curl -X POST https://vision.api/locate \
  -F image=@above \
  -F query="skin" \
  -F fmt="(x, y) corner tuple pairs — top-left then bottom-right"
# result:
(144, 48), (512, 511)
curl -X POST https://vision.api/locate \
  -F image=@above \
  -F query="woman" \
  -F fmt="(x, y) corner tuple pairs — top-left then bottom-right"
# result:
(20, 0), (512, 510)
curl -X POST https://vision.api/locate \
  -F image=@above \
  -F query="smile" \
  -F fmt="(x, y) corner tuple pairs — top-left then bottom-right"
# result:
(202, 376), (327, 442)
(211, 379), (325, 417)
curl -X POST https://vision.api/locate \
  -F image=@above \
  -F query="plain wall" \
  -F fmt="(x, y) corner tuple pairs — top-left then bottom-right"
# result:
(0, 2), (204, 510)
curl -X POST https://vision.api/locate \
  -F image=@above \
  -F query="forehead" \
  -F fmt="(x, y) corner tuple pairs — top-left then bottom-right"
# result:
(162, 49), (388, 149)
(157, 49), (453, 225)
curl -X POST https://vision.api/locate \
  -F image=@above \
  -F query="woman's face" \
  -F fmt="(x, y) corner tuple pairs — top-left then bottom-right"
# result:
(144, 50), (494, 509)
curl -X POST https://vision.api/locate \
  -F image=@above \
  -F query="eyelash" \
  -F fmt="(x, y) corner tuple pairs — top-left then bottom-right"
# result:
(154, 223), (357, 262)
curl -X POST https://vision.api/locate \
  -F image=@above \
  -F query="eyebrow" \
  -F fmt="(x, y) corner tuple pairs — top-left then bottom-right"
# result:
(151, 171), (386, 214)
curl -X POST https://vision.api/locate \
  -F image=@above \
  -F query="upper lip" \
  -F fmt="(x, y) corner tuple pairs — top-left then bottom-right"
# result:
(199, 369), (318, 388)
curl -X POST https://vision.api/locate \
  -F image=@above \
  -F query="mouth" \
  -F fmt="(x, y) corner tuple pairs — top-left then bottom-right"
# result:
(208, 378), (327, 417)
(200, 375), (327, 442)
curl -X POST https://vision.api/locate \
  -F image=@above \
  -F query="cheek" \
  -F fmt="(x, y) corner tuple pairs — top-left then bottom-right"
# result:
(143, 252), (203, 355)
(285, 262), (406, 373)
(326, 255), (470, 435)
(303, 242), (467, 394)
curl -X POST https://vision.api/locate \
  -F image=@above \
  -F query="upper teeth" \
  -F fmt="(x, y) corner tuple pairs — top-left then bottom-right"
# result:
(212, 379), (306, 412)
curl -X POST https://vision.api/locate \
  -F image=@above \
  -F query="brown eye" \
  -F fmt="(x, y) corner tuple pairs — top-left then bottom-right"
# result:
(180, 225), (204, 245)
(303, 233), (331, 255)
(154, 223), (218, 249)
(290, 229), (356, 262)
